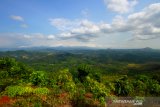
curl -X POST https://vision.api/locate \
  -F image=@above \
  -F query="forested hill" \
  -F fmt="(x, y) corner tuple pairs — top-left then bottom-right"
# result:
(0, 48), (160, 106)
(0, 48), (160, 63)
(0, 48), (160, 75)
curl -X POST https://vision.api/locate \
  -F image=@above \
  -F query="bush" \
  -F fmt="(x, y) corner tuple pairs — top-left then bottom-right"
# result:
(84, 76), (110, 104)
(5, 85), (50, 97)
(29, 71), (48, 86)
(148, 80), (160, 96)
(0, 71), (9, 79)
(6, 85), (33, 97)
(114, 76), (134, 96)
(63, 81), (77, 94)
(53, 69), (77, 96)
(34, 87), (49, 95)
(77, 64), (91, 82)
(134, 75), (160, 96)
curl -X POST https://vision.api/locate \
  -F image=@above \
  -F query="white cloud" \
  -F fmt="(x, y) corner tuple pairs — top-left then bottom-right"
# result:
(104, 0), (138, 14)
(47, 35), (55, 40)
(10, 15), (24, 21)
(0, 33), (101, 48)
(49, 3), (160, 42)
(10, 15), (28, 28)
(103, 3), (160, 40)
(1, 3), (160, 48)
(50, 19), (101, 41)
(127, 3), (160, 40)
(49, 18), (80, 31)
(0, 33), (57, 48)
(23, 35), (32, 39)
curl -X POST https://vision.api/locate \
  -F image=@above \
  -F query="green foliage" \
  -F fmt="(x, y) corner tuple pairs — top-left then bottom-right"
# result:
(1, 49), (160, 106)
(136, 75), (150, 82)
(34, 101), (42, 107)
(77, 64), (91, 82)
(133, 80), (147, 96)
(0, 57), (21, 77)
(114, 76), (134, 96)
(6, 85), (33, 97)
(133, 75), (160, 96)
(34, 87), (49, 95)
(10, 65), (21, 76)
(57, 69), (73, 83)
(149, 80), (160, 96)
(92, 72), (101, 82)
(0, 71), (9, 79)
(0, 57), (17, 70)
(76, 83), (86, 99)
(152, 74), (160, 83)
(6, 86), (23, 97)
(63, 81), (76, 94)
(29, 71), (48, 86)
(13, 99), (29, 107)
(104, 81), (115, 92)
(5, 85), (49, 97)
(54, 69), (77, 94)
(0, 57), (33, 80)
(84, 76), (110, 104)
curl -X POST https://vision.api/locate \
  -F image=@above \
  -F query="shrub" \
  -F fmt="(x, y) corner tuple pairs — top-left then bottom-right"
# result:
(6, 85), (33, 97)
(29, 71), (48, 86)
(77, 65), (91, 82)
(114, 76), (134, 96)
(5, 85), (50, 97)
(63, 81), (77, 94)
(34, 87), (49, 95)
(84, 76), (110, 104)
(0, 71), (8, 79)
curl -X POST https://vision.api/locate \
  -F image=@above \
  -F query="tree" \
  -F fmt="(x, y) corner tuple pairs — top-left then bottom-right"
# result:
(55, 69), (76, 93)
(77, 64), (91, 82)
(29, 71), (48, 86)
(114, 75), (133, 96)
(84, 76), (110, 105)
(133, 75), (160, 96)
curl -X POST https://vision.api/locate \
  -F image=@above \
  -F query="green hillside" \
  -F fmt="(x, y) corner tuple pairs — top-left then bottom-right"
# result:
(0, 49), (160, 106)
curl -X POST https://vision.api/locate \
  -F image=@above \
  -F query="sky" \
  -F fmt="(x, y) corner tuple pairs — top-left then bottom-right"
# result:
(0, 0), (160, 49)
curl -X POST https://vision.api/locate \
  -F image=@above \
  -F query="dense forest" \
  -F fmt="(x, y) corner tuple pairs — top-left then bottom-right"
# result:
(0, 48), (160, 107)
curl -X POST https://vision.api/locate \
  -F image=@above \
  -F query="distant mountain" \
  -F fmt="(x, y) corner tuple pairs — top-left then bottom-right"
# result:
(141, 47), (153, 50)
(0, 46), (99, 52)
(0, 46), (158, 52)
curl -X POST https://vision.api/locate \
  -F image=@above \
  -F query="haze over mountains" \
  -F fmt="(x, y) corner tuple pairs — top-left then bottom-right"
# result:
(0, 46), (157, 52)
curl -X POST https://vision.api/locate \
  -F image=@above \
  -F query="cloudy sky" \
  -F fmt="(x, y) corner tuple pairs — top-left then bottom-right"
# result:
(0, 0), (160, 49)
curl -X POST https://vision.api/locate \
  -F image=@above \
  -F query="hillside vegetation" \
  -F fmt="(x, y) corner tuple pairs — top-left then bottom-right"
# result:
(0, 49), (160, 107)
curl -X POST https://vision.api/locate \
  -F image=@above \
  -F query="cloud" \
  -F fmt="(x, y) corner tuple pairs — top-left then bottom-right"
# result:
(49, 18), (80, 31)
(50, 19), (101, 42)
(0, 33), (101, 48)
(104, 0), (138, 14)
(2, 3), (159, 48)
(47, 35), (55, 40)
(23, 34), (32, 39)
(0, 33), (57, 48)
(0, 33), (31, 48)
(49, 3), (160, 42)
(102, 3), (160, 40)
(64, 20), (101, 41)
(10, 15), (24, 21)
(21, 24), (28, 28)
(127, 3), (160, 40)
(10, 15), (28, 28)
